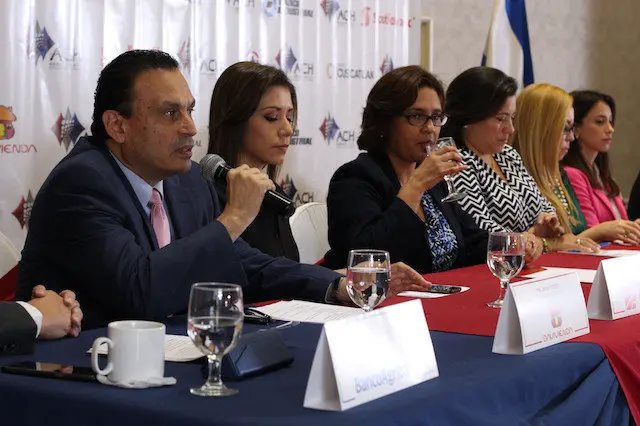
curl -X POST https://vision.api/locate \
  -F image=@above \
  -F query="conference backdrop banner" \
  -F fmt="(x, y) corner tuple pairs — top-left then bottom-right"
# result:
(0, 0), (421, 250)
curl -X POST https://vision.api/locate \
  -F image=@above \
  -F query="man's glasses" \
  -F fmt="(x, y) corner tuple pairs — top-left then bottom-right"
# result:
(403, 112), (449, 127)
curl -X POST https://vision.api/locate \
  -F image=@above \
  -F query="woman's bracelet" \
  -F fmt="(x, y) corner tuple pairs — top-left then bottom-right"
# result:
(541, 237), (549, 254)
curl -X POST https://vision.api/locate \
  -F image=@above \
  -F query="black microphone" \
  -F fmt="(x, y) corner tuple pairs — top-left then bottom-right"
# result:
(200, 154), (296, 217)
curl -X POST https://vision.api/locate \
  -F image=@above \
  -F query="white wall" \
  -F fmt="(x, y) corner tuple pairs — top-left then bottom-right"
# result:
(421, 0), (640, 197)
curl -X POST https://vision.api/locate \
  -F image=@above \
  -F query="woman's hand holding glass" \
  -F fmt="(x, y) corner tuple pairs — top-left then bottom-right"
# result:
(405, 145), (467, 193)
(426, 137), (468, 202)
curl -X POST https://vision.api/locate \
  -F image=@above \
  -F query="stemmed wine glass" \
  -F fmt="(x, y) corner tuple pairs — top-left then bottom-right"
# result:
(427, 137), (467, 203)
(187, 282), (243, 396)
(346, 249), (390, 312)
(486, 232), (526, 308)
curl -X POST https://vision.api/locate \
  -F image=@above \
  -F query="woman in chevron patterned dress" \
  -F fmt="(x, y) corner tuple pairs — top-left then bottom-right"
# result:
(513, 83), (640, 245)
(440, 67), (598, 254)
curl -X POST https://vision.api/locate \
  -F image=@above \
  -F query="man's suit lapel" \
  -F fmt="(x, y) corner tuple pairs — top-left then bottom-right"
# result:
(164, 175), (197, 240)
(99, 143), (160, 249)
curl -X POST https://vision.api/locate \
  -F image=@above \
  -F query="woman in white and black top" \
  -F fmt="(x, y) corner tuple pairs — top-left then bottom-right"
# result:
(440, 67), (598, 254)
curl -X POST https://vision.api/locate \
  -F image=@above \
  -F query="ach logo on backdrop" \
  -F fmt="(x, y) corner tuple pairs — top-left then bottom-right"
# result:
(280, 174), (314, 206)
(319, 113), (355, 147)
(320, 0), (355, 23)
(51, 107), (86, 151)
(12, 190), (35, 229)
(29, 20), (79, 69)
(380, 55), (394, 75)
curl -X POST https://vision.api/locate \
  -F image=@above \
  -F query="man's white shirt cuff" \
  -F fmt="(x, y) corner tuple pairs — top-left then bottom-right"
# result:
(16, 302), (43, 338)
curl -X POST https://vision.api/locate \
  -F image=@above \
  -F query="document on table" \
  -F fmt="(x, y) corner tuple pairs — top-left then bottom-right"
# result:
(520, 267), (596, 283)
(90, 335), (204, 362)
(398, 286), (470, 299)
(255, 300), (362, 323)
(560, 249), (639, 258)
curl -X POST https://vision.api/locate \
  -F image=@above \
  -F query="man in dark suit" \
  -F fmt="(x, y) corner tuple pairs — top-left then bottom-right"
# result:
(17, 50), (429, 329)
(1, 285), (82, 355)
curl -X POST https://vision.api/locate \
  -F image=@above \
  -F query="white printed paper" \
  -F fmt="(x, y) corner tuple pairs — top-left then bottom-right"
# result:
(560, 249), (639, 258)
(521, 267), (596, 283)
(90, 335), (203, 362)
(255, 300), (361, 323)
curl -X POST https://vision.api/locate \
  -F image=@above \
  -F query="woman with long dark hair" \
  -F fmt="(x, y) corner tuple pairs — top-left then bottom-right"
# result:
(207, 62), (299, 260)
(561, 91), (637, 233)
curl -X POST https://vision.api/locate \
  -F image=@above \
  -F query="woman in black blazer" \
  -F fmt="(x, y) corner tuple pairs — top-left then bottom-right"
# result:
(324, 66), (538, 273)
(208, 62), (299, 261)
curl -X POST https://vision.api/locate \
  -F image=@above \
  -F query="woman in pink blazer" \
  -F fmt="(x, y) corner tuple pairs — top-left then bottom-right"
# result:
(561, 90), (640, 244)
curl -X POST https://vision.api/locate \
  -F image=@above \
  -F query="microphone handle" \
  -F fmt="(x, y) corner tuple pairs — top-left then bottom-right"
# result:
(213, 164), (296, 217)
(264, 189), (297, 217)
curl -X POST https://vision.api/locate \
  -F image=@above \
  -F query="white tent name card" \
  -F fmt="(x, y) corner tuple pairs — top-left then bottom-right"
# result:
(303, 299), (438, 411)
(493, 272), (590, 355)
(587, 254), (640, 320)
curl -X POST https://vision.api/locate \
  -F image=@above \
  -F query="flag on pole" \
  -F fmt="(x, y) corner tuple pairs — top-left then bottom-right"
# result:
(481, 0), (534, 88)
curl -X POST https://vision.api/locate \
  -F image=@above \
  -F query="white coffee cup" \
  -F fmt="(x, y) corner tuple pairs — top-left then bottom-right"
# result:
(91, 320), (165, 383)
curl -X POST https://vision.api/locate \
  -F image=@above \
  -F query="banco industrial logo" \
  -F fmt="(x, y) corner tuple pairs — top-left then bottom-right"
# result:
(28, 20), (80, 70)
(52, 107), (86, 151)
(290, 128), (312, 146)
(319, 113), (355, 146)
(320, 0), (355, 23)
(12, 190), (34, 229)
(326, 63), (374, 80)
(275, 47), (314, 81)
(262, 0), (313, 18)
(280, 174), (315, 206)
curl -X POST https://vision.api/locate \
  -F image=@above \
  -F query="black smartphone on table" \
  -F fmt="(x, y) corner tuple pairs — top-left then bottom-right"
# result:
(428, 284), (463, 294)
(1, 361), (97, 382)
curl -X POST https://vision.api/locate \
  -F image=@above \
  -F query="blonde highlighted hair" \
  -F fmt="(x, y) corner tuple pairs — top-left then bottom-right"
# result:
(511, 83), (576, 232)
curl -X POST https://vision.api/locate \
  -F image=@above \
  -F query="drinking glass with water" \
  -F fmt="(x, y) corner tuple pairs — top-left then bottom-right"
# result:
(427, 137), (467, 203)
(486, 232), (526, 308)
(346, 249), (390, 312)
(187, 282), (243, 396)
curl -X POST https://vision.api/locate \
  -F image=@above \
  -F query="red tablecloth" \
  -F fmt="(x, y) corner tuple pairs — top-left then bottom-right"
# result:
(381, 246), (640, 422)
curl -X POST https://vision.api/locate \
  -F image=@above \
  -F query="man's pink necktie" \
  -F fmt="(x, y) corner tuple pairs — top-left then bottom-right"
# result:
(149, 188), (170, 248)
